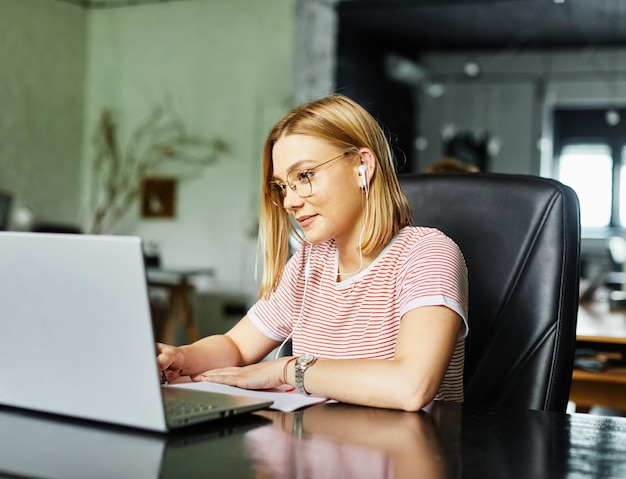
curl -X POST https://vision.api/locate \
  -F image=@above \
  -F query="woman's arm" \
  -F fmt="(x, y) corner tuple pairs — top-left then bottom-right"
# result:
(287, 305), (461, 411)
(156, 315), (279, 382)
(195, 305), (462, 411)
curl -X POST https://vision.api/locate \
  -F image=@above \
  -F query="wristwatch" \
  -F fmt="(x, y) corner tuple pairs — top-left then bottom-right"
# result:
(294, 353), (317, 395)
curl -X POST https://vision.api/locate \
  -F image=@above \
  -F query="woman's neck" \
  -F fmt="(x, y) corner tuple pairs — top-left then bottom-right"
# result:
(336, 244), (383, 281)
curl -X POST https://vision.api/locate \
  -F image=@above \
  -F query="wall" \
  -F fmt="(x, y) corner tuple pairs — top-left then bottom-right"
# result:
(293, 0), (337, 104)
(84, 0), (295, 296)
(1, 0), (296, 298)
(0, 0), (87, 226)
(83, 0), (295, 296)
(418, 48), (626, 176)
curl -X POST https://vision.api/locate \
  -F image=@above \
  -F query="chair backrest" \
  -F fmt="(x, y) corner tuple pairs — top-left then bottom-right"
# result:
(399, 173), (581, 412)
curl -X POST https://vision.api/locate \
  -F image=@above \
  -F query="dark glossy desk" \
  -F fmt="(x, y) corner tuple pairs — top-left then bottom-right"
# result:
(1, 401), (626, 478)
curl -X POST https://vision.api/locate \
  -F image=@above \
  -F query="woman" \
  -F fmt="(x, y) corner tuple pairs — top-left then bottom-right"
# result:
(157, 94), (468, 411)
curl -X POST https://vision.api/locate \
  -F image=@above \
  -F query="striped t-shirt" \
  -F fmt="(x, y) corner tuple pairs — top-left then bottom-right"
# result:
(248, 226), (469, 402)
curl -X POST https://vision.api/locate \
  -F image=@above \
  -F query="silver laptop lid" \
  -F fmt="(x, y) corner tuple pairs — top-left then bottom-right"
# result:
(0, 232), (168, 431)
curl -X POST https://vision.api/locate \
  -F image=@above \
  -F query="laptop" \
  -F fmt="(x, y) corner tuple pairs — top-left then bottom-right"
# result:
(0, 232), (272, 433)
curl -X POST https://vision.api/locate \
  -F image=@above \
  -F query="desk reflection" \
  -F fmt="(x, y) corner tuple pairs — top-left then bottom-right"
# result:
(247, 402), (626, 479)
(0, 406), (269, 479)
(247, 403), (461, 479)
(2, 402), (626, 478)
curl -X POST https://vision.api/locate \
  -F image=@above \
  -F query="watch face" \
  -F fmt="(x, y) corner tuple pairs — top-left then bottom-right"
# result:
(296, 353), (315, 366)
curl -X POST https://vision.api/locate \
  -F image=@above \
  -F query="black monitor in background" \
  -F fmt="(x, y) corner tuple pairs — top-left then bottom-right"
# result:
(32, 223), (82, 234)
(0, 192), (12, 231)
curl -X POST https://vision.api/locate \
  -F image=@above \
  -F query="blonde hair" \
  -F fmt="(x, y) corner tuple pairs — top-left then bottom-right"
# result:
(258, 94), (412, 298)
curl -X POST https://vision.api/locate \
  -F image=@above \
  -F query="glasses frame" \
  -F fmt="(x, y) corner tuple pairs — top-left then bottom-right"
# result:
(267, 151), (350, 207)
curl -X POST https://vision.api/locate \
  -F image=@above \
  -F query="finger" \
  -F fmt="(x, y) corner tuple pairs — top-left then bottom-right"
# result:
(196, 374), (243, 388)
(191, 370), (237, 383)
(155, 353), (170, 370)
(197, 367), (238, 377)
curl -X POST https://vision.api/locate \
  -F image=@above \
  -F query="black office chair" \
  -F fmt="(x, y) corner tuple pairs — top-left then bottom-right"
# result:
(399, 173), (581, 412)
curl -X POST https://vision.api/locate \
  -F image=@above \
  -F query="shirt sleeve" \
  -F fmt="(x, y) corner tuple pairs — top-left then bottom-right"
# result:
(397, 230), (469, 337)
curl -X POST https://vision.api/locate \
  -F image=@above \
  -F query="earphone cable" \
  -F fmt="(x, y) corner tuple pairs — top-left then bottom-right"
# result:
(274, 241), (313, 359)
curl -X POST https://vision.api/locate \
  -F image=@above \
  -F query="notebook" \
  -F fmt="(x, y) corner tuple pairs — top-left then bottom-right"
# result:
(0, 232), (272, 433)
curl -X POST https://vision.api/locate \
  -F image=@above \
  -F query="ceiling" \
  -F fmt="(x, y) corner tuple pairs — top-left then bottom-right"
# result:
(60, 0), (626, 51)
(338, 0), (626, 52)
(59, 0), (185, 8)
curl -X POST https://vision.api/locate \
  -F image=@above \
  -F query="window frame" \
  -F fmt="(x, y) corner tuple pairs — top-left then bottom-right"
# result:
(552, 107), (626, 237)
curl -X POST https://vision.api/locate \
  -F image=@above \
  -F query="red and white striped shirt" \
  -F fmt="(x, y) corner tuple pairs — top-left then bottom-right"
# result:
(249, 226), (469, 401)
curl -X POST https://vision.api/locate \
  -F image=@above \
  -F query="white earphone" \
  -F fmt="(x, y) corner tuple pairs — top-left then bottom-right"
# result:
(358, 165), (367, 187)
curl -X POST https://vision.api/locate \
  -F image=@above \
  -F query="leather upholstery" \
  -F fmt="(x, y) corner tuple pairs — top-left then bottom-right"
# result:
(399, 173), (581, 412)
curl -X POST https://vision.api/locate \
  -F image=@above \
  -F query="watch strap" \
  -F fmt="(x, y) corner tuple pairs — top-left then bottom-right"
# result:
(295, 354), (317, 395)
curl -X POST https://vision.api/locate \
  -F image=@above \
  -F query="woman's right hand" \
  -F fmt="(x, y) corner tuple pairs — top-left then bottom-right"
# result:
(156, 342), (185, 383)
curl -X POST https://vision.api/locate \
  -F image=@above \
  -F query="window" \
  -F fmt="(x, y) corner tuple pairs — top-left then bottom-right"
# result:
(621, 149), (626, 227)
(556, 144), (612, 228)
(553, 108), (625, 234)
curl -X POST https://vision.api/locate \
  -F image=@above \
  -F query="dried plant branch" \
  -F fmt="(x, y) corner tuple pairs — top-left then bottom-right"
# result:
(87, 106), (228, 234)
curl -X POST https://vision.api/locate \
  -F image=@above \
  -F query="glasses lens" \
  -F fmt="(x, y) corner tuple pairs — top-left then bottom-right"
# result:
(287, 171), (313, 198)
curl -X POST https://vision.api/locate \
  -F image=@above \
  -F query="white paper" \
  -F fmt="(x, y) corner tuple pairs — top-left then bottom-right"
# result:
(169, 378), (328, 412)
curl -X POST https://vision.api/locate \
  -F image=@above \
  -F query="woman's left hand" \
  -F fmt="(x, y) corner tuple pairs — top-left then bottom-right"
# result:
(190, 358), (287, 390)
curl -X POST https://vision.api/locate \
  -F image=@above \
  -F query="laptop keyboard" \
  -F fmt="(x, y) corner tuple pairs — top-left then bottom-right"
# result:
(164, 397), (218, 418)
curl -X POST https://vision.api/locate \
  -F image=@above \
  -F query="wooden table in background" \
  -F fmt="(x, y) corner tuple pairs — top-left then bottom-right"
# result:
(147, 268), (214, 345)
(571, 301), (626, 411)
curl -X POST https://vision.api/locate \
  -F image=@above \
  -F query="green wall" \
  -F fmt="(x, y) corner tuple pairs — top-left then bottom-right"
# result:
(84, 0), (295, 294)
(0, 0), (87, 225)
(1, 0), (296, 295)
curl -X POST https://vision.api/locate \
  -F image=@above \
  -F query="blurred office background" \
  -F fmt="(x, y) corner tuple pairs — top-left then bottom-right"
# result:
(1, 0), (625, 335)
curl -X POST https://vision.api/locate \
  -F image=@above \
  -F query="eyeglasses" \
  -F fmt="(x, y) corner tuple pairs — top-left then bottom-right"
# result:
(267, 151), (349, 207)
